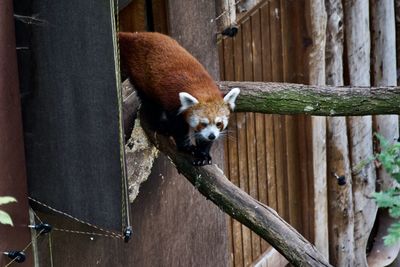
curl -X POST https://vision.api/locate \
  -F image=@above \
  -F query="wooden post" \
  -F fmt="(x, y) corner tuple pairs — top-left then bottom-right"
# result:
(344, 1), (377, 266)
(306, 0), (329, 258)
(368, 2), (400, 266)
(325, 1), (355, 266)
(0, 1), (33, 266)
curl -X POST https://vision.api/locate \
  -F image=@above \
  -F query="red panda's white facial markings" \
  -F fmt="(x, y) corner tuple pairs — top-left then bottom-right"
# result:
(184, 101), (230, 141)
(179, 88), (240, 141)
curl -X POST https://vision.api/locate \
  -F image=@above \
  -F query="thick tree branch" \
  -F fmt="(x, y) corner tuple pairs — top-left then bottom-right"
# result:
(218, 81), (400, 115)
(137, 111), (332, 267)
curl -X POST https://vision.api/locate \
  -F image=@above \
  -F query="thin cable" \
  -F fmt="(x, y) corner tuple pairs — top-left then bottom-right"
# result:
(3, 230), (44, 267)
(53, 228), (122, 239)
(29, 197), (123, 238)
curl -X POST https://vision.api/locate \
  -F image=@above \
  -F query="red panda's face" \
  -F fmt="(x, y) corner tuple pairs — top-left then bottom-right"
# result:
(186, 102), (230, 141)
(179, 88), (240, 141)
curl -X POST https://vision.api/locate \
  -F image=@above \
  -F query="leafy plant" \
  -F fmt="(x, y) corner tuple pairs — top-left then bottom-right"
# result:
(373, 134), (400, 245)
(0, 196), (17, 226)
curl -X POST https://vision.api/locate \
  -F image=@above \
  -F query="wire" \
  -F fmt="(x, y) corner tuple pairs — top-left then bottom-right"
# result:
(29, 197), (123, 239)
(3, 230), (44, 267)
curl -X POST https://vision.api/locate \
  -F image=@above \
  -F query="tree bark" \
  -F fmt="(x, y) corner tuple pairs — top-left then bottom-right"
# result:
(217, 81), (400, 115)
(305, 0), (328, 258)
(138, 111), (332, 267)
(325, 1), (355, 266)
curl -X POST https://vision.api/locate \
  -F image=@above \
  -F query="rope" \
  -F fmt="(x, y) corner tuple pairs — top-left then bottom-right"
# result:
(115, 0), (132, 234)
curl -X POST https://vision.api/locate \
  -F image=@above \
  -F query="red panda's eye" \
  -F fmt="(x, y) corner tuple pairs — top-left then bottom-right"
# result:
(216, 122), (222, 128)
(200, 122), (208, 128)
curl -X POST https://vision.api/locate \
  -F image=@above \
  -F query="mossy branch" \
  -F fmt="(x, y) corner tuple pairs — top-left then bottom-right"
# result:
(218, 81), (400, 115)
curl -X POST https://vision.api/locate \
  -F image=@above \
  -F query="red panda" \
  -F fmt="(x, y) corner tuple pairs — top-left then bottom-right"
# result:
(119, 32), (240, 166)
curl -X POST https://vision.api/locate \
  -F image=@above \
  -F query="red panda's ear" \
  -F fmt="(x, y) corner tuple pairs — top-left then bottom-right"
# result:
(224, 88), (240, 110)
(179, 92), (199, 113)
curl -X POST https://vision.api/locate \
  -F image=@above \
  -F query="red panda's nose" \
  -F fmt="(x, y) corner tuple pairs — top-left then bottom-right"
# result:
(208, 133), (216, 140)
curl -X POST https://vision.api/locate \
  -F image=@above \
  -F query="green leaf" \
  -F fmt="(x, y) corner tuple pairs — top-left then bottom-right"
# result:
(0, 196), (17, 205)
(389, 207), (400, 218)
(384, 222), (400, 246)
(373, 190), (400, 208)
(0, 210), (13, 226)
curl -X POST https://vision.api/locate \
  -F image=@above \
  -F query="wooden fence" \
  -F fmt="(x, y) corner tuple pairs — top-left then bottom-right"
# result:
(219, 1), (317, 265)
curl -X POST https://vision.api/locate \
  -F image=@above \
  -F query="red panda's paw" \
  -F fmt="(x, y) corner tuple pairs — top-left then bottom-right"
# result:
(192, 152), (212, 166)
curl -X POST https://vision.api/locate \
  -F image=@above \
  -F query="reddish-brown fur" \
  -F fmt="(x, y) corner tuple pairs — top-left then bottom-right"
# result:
(119, 32), (224, 113)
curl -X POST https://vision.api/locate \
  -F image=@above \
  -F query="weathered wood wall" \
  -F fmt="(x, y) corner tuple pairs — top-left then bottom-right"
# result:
(221, 1), (400, 266)
(219, 1), (321, 266)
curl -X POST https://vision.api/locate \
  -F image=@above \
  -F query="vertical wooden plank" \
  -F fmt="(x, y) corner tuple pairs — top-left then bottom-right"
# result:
(220, 40), (234, 267)
(297, 115), (311, 240)
(279, 0), (300, 228)
(233, 25), (253, 267)
(293, 0), (314, 243)
(269, 0), (288, 223)
(370, 0), (399, 185)
(344, 1), (377, 266)
(151, 0), (168, 34)
(306, 0), (329, 258)
(260, 3), (277, 219)
(119, 0), (147, 32)
(0, 1), (33, 266)
(269, 0), (284, 83)
(251, 9), (269, 254)
(285, 115), (302, 232)
(242, 17), (261, 261)
(325, 1), (355, 265)
(368, 1), (400, 265)
(223, 36), (242, 267)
